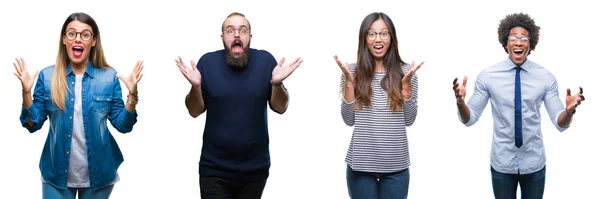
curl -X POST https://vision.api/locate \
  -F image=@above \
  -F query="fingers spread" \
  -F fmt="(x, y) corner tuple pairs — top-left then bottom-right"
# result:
(404, 70), (413, 78)
(414, 61), (424, 71)
(175, 59), (184, 70)
(334, 55), (342, 66)
(334, 55), (341, 63)
(291, 57), (301, 64)
(135, 61), (144, 74)
(137, 66), (144, 78)
(15, 57), (22, 71)
(191, 60), (197, 70)
(20, 57), (27, 71)
(285, 57), (300, 68)
(14, 58), (23, 72)
(291, 58), (303, 69)
(14, 62), (22, 76)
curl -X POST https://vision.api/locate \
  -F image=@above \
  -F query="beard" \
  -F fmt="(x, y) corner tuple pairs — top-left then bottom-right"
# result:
(223, 39), (250, 70)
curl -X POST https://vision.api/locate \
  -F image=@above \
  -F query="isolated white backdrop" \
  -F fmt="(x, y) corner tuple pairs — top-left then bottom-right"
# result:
(0, 0), (597, 198)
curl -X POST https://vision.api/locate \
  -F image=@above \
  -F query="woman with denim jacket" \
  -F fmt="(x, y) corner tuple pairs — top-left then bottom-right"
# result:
(14, 12), (144, 199)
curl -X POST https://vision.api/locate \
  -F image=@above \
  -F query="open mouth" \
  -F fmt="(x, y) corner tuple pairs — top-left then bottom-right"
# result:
(231, 40), (243, 53)
(373, 45), (384, 53)
(72, 46), (84, 57)
(513, 49), (524, 56)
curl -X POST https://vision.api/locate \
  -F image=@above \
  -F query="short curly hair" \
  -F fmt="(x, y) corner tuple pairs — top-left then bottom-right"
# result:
(497, 13), (541, 54)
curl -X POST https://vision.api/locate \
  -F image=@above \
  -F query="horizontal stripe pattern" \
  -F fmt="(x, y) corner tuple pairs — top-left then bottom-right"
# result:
(341, 63), (418, 173)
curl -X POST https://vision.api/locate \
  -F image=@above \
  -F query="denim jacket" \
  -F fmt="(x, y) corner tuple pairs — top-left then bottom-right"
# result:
(19, 62), (137, 189)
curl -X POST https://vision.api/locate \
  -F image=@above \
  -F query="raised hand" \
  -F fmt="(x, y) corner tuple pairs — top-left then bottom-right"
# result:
(402, 61), (424, 86)
(453, 76), (468, 103)
(116, 60), (144, 94)
(13, 57), (39, 93)
(334, 55), (353, 82)
(565, 87), (585, 114)
(272, 57), (303, 84)
(175, 56), (201, 87)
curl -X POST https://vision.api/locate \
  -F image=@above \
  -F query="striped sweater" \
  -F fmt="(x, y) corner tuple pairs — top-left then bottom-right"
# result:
(341, 63), (418, 173)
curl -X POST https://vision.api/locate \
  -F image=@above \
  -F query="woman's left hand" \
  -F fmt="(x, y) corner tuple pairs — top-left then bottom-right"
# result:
(116, 60), (145, 94)
(402, 61), (424, 86)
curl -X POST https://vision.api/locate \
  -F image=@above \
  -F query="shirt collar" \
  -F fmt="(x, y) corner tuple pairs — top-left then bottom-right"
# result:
(66, 61), (96, 78)
(502, 56), (532, 72)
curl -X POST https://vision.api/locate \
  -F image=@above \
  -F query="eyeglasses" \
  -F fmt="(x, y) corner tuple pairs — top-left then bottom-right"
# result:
(223, 27), (250, 36)
(65, 30), (94, 41)
(508, 35), (530, 43)
(367, 31), (390, 40)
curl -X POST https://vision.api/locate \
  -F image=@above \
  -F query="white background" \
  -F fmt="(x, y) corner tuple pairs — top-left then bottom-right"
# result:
(1, 0), (597, 198)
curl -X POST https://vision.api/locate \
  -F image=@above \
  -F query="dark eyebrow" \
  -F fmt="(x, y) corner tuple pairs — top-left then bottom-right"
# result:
(66, 28), (92, 32)
(367, 28), (389, 32)
(509, 33), (529, 36)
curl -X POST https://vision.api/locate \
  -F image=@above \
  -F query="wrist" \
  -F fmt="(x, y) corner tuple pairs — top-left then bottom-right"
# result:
(403, 87), (411, 99)
(127, 94), (138, 105)
(566, 108), (576, 115)
(456, 98), (464, 106)
(271, 79), (282, 86)
(345, 78), (354, 85)
(345, 82), (354, 89)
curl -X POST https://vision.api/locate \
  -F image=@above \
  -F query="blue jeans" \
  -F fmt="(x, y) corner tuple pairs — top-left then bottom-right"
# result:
(346, 165), (410, 199)
(491, 165), (546, 199)
(42, 182), (114, 199)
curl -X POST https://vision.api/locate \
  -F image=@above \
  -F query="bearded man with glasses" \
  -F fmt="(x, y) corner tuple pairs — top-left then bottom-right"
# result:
(174, 12), (303, 199)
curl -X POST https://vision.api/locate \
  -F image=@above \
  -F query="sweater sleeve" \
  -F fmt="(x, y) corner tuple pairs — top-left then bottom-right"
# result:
(340, 63), (357, 126)
(402, 64), (418, 126)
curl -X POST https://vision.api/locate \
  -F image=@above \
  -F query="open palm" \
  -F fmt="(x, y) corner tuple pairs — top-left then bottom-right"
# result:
(272, 57), (302, 84)
(116, 60), (145, 94)
(175, 56), (201, 87)
(453, 76), (468, 102)
(402, 61), (424, 85)
(13, 57), (39, 92)
(334, 55), (353, 82)
(565, 87), (585, 113)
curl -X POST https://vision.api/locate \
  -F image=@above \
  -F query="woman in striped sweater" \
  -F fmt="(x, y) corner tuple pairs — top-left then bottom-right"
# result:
(335, 12), (423, 199)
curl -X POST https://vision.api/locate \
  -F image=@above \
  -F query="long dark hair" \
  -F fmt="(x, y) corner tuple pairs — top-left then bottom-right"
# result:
(355, 12), (406, 111)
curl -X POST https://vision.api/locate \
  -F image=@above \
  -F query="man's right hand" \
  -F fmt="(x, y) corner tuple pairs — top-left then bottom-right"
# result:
(13, 57), (39, 93)
(175, 56), (201, 87)
(453, 76), (468, 104)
